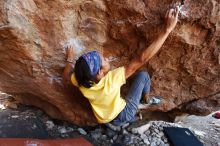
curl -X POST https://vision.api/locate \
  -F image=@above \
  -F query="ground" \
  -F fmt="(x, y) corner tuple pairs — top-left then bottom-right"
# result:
(0, 94), (219, 146)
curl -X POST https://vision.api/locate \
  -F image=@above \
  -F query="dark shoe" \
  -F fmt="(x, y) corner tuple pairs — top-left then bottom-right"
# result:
(121, 134), (133, 145)
(105, 123), (121, 131)
(105, 127), (118, 139)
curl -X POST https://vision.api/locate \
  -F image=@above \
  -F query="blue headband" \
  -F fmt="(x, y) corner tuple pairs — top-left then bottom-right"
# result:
(82, 51), (101, 77)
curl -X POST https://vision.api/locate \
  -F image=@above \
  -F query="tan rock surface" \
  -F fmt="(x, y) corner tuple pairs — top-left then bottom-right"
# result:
(0, 0), (219, 125)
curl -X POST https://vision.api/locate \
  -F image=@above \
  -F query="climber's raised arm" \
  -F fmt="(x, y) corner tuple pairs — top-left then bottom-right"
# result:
(63, 45), (75, 86)
(125, 6), (180, 79)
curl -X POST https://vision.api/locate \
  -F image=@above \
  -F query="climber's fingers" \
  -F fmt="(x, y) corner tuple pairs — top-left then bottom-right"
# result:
(66, 44), (76, 56)
(174, 6), (180, 18)
(66, 44), (74, 51)
(168, 8), (174, 18)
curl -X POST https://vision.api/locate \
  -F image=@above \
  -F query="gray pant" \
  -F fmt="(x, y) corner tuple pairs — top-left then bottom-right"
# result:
(111, 71), (151, 126)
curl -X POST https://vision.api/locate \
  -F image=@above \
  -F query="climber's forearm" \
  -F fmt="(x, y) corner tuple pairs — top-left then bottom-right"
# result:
(125, 7), (179, 79)
(63, 46), (75, 86)
(140, 29), (170, 63)
(63, 62), (74, 86)
(125, 29), (170, 78)
(140, 6), (180, 64)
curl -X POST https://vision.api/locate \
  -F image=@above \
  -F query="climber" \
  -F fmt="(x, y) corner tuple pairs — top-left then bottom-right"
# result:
(63, 6), (180, 126)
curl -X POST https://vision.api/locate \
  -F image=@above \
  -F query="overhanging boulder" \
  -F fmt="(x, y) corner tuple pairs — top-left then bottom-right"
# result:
(0, 0), (219, 125)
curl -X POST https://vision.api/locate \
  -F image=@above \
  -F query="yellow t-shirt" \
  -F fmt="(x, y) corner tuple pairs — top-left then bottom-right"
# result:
(71, 67), (126, 123)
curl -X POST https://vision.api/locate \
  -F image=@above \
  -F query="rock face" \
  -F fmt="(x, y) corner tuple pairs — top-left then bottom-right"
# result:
(0, 0), (219, 125)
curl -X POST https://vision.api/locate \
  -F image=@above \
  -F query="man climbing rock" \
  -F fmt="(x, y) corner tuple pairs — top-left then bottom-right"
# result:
(63, 7), (179, 126)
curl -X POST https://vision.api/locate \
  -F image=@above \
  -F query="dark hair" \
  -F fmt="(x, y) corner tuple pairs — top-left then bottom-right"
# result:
(74, 56), (94, 88)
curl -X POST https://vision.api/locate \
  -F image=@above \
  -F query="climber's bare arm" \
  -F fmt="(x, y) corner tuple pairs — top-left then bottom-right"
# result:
(125, 6), (179, 79)
(63, 45), (75, 86)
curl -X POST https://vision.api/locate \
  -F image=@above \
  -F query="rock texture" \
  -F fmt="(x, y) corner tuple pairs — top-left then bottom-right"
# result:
(0, 0), (219, 125)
